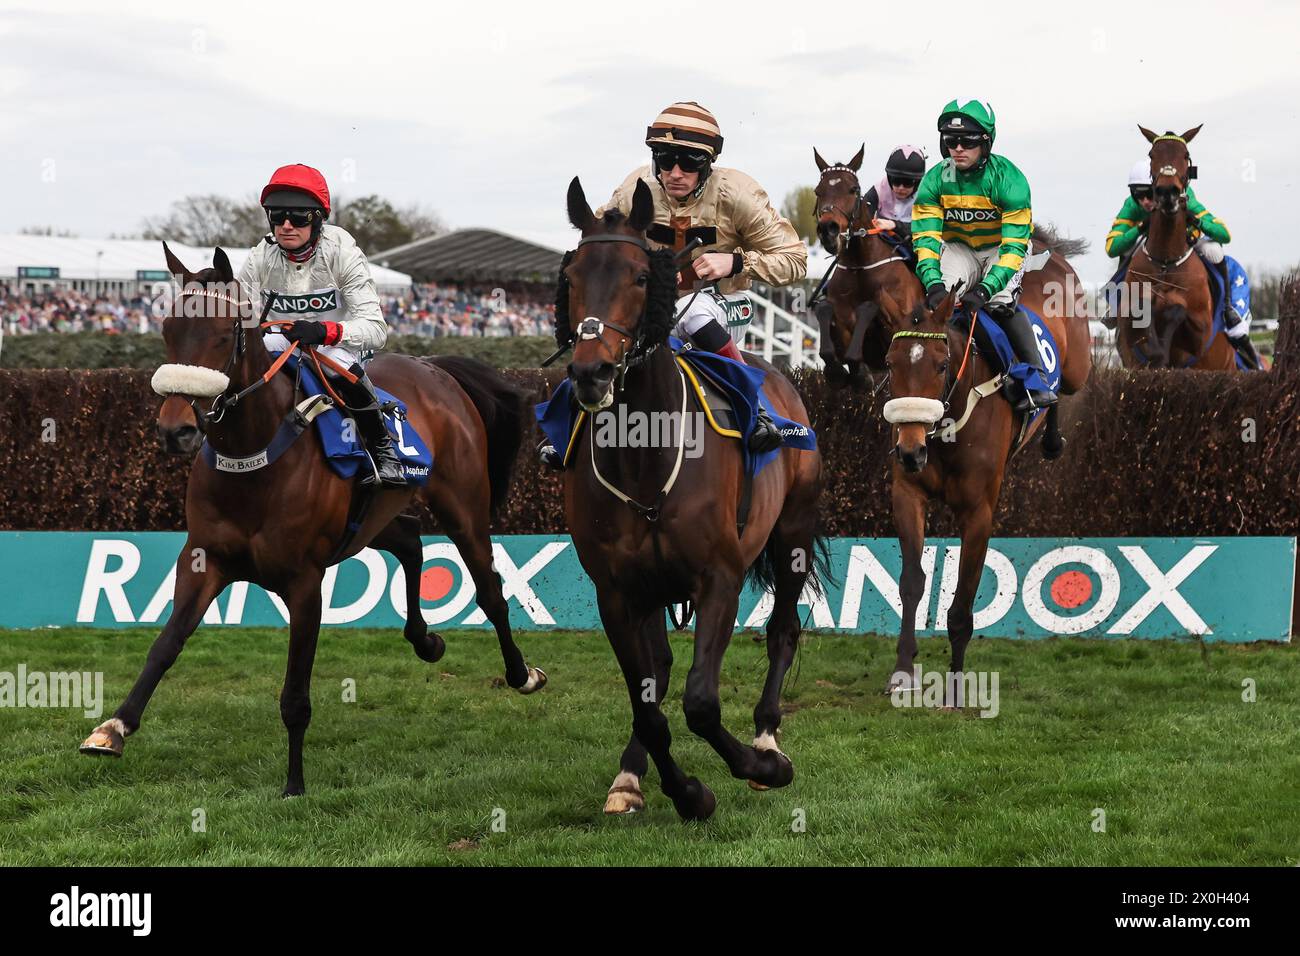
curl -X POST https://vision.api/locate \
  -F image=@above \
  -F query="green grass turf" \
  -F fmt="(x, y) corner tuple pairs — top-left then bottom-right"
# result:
(1, 627), (1296, 866)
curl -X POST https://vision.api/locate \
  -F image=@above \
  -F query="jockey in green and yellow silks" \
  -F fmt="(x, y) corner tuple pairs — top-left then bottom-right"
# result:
(1105, 157), (1259, 368)
(911, 99), (1054, 411)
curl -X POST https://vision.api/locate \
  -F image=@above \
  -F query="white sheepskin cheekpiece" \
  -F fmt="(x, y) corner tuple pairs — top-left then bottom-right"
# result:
(882, 396), (945, 425)
(151, 363), (230, 398)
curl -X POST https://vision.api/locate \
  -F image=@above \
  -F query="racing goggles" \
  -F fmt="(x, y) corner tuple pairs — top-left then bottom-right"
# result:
(266, 207), (318, 228)
(652, 147), (711, 173)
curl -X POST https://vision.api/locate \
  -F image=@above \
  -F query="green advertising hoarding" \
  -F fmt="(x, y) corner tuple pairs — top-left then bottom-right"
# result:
(0, 532), (1292, 641)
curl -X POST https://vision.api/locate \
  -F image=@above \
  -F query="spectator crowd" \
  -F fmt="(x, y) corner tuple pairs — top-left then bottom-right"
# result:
(1, 281), (555, 338)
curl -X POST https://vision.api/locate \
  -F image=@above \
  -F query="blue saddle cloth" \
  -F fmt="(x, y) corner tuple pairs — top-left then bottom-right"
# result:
(969, 307), (1062, 424)
(276, 351), (433, 485)
(535, 337), (816, 477)
(1109, 253), (1252, 369)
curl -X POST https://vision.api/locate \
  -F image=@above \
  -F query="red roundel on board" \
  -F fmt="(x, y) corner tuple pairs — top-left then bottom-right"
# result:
(420, 566), (455, 602)
(1050, 570), (1093, 609)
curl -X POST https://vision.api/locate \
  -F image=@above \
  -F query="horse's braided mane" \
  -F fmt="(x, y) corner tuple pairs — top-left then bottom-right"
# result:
(553, 249), (575, 348)
(552, 209), (678, 350)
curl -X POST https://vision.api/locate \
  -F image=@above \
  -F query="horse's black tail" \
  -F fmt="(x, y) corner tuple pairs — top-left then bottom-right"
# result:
(1032, 222), (1090, 259)
(745, 517), (834, 600)
(425, 355), (525, 516)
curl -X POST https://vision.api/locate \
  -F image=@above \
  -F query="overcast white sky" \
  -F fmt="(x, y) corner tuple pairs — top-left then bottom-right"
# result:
(3, 0), (1297, 285)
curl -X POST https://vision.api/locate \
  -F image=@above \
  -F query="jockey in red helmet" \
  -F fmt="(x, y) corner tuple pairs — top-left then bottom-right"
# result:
(238, 163), (405, 487)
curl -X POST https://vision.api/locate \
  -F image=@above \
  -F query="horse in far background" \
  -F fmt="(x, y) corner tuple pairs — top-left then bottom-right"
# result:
(810, 146), (922, 388)
(1113, 125), (1258, 370)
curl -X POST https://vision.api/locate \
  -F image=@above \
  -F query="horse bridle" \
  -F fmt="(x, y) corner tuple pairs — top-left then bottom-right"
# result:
(1144, 134), (1201, 271)
(816, 165), (868, 253)
(173, 289), (277, 427)
(568, 233), (662, 399)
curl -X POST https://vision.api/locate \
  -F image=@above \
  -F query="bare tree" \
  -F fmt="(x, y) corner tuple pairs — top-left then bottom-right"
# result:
(333, 195), (446, 253)
(141, 195), (267, 248)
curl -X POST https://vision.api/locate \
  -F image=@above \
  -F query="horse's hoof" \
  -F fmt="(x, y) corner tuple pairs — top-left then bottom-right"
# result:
(675, 779), (716, 822)
(281, 786), (305, 799)
(884, 670), (917, 695)
(410, 630), (446, 663)
(518, 666), (547, 695)
(750, 735), (794, 789)
(79, 721), (124, 757)
(604, 773), (645, 814)
(747, 780), (770, 792)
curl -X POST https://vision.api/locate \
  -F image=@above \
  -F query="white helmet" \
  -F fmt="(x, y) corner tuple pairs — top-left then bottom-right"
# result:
(1127, 159), (1152, 186)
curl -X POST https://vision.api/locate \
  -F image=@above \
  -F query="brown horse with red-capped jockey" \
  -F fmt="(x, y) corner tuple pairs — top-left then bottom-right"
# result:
(810, 145), (926, 386)
(79, 244), (547, 796)
(878, 240), (1091, 696)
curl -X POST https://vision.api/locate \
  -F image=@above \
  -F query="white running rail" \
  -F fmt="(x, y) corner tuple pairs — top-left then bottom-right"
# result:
(739, 290), (823, 369)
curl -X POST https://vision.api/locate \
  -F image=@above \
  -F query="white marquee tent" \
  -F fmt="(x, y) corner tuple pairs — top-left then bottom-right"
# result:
(0, 235), (412, 295)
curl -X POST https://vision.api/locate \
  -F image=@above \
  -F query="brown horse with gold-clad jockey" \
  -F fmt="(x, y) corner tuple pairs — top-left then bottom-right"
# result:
(558, 176), (826, 822)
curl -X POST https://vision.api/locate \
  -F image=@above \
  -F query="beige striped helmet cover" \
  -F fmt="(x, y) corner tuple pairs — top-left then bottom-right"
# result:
(645, 101), (724, 157)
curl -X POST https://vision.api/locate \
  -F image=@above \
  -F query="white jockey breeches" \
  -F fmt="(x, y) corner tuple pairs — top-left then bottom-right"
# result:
(1195, 237), (1225, 264)
(939, 243), (1026, 308)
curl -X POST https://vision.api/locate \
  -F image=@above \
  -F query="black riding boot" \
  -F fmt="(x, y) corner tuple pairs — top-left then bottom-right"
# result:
(538, 438), (564, 470)
(339, 364), (407, 488)
(991, 303), (1057, 412)
(1215, 259), (1261, 370)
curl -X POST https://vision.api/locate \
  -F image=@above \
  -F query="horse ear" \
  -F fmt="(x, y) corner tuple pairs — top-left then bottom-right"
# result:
(628, 179), (655, 232)
(566, 176), (596, 233)
(162, 241), (191, 282)
(848, 143), (865, 172)
(935, 285), (961, 323)
(212, 247), (234, 281)
(1181, 124), (1203, 144)
(813, 148), (829, 172)
(1137, 125), (1159, 144)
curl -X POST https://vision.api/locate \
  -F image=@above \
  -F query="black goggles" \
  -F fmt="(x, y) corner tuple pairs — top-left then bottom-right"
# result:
(1129, 185), (1154, 201)
(886, 174), (921, 190)
(942, 134), (986, 151)
(652, 148), (711, 173)
(266, 207), (317, 228)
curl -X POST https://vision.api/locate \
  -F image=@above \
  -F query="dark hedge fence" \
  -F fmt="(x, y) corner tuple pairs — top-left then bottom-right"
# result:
(1, 364), (1297, 539)
(0, 332), (555, 371)
(3, 272), (1297, 537)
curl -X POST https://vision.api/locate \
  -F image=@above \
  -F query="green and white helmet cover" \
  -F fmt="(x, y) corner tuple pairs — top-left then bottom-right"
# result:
(937, 99), (997, 144)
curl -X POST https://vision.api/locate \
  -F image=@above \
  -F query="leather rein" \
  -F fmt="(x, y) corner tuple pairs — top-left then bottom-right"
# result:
(175, 290), (356, 429)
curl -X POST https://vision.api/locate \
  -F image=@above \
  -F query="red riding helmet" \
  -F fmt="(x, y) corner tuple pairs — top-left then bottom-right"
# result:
(260, 164), (331, 215)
